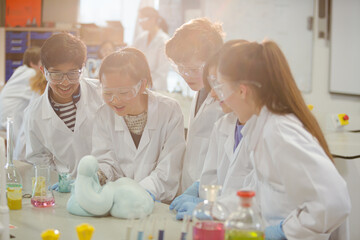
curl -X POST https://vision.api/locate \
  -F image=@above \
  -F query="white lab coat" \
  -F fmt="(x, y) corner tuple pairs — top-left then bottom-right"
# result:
(92, 90), (186, 202)
(14, 93), (41, 161)
(199, 112), (253, 199)
(133, 29), (170, 91)
(240, 106), (351, 239)
(0, 65), (36, 142)
(24, 78), (103, 177)
(180, 92), (224, 193)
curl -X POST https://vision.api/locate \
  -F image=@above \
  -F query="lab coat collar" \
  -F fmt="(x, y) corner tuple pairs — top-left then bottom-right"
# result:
(114, 89), (159, 132)
(242, 106), (270, 151)
(221, 113), (238, 161)
(42, 78), (90, 118)
(41, 79), (89, 133)
(191, 91), (217, 121)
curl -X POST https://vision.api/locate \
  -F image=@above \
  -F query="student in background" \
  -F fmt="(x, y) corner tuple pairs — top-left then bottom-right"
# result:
(24, 33), (103, 179)
(92, 48), (185, 202)
(14, 70), (47, 161)
(0, 46), (41, 143)
(86, 41), (116, 79)
(166, 18), (225, 194)
(133, 7), (170, 91)
(217, 40), (350, 239)
(170, 40), (253, 220)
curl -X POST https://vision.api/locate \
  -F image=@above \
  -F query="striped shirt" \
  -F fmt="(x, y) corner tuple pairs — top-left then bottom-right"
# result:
(50, 100), (77, 131)
(49, 90), (80, 132)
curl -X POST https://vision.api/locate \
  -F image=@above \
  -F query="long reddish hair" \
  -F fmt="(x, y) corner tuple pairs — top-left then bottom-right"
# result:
(218, 40), (333, 162)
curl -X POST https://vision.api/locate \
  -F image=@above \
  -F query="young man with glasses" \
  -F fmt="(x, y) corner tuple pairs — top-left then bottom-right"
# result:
(23, 33), (103, 183)
(165, 18), (225, 196)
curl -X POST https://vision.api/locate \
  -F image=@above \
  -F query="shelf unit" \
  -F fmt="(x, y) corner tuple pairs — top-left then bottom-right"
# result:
(4, 27), (78, 82)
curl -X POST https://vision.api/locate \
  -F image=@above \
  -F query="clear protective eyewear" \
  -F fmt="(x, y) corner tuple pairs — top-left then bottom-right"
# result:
(44, 68), (82, 84)
(101, 79), (143, 102)
(138, 17), (150, 23)
(172, 62), (205, 78)
(207, 75), (262, 102)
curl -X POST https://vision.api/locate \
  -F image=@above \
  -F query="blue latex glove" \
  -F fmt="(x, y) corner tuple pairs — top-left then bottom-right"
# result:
(265, 221), (287, 240)
(176, 201), (212, 221)
(50, 180), (75, 192)
(176, 202), (197, 220)
(170, 194), (203, 211)
(146, 190), (156, 201)
(183, 181), (200, 197)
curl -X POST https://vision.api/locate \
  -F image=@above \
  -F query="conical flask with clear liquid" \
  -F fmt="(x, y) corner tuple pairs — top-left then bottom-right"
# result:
(225, 191), (264, 240)
(192, 185), (229, 240)
(5, 117), (23, 210)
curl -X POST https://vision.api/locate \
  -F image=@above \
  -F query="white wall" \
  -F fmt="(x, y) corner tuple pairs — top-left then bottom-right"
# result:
(303, 0), (360, 131)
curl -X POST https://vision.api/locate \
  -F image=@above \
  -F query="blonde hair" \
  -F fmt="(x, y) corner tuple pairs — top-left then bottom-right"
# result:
(166, 18), (224, 63)
(218, 40), (333, 162)
(30, 70), (47, 95)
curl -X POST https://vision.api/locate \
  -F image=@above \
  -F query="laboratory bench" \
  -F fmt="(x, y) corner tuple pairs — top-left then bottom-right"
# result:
(9, 192), (185, 240)
(325, 131), (360, 240)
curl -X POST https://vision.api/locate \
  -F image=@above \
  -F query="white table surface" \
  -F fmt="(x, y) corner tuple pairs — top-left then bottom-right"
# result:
(9, 192), (186, 240)
(325, 132), (360, 158)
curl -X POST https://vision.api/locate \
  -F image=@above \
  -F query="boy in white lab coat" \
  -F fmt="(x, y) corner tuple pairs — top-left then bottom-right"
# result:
(0, 46), (41, 143)
(170, 40), (254, 220)
(92, 48), (186, 202)
(24, 33), (103, 181)
(216, 40), (350, 239)
(165, 18), (225, 196)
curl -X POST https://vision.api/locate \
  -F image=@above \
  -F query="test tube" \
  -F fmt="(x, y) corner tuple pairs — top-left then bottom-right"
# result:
(137, 218), (146, 240)
(180, 215), (190, 240)
(125, 218), (134, 240)
(158, 217), (166, 240)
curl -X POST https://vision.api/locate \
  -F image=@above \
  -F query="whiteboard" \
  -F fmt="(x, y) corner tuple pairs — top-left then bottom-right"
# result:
(203, 0), (314, 92)
(329, 0), (360, 95)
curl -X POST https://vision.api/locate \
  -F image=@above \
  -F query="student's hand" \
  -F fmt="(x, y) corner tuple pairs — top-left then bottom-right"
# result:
(176, 202), (197, 220)
(170, 194), (203, 211)
(176, 201), (211, 221)
(49, 180), (74, 192)
(265, 220), (286, 240)
(146, 190), (156, 201)
(183, 181), (200, 197)
(97, 169), (108, 186)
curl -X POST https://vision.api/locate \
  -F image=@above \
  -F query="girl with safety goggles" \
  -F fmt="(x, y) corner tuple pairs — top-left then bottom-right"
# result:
(91, 48), (186, 202)
(217, 40), (350, 239)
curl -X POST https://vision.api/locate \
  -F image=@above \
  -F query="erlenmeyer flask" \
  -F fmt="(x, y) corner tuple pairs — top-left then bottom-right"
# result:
(192, 185), (229, 240)
(5, 116), (23, 210)
(225, 191), (264, 240)
(31, 164), (55, 207)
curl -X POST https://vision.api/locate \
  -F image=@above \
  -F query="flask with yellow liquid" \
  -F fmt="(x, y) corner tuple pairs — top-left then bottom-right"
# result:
(225, 191), (264, 240)
(5, 117), (23, 210)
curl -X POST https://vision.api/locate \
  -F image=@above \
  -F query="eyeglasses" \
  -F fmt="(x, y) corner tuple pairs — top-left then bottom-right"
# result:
(138, 17), (150, 23)
(44, 68), (82, 84)
(172, 62), (205, 78)
(101, 80), (143, 102)
(208, 75), (262, 102)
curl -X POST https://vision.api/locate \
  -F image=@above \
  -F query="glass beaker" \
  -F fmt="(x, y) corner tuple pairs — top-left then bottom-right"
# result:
(192, 185), (229, 240)
(225, 191), (264, 240)
(31, 164), (55, 207)
(5, 116), (23, 210)
(58, 171), (71, 193)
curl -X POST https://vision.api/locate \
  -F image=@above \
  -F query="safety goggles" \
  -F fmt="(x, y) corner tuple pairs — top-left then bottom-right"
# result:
(138, 17), (150, 23)
(44, 68), (82, 84)
(172, 62), (205, 78)
(101, 79), (143, 102)
(208, 75), (262, 102)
